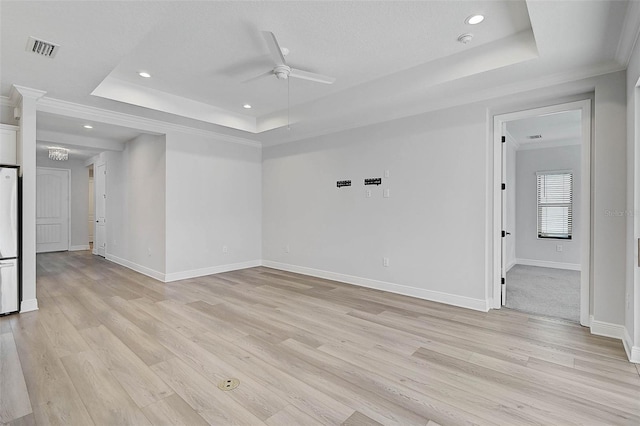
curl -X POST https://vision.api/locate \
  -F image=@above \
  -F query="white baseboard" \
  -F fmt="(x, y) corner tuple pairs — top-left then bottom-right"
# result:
(165, 260), (262, 282)
(20, 298), (38, 313)
(105, 254), (165, 282)
(623, 327), (640, 364)
(516, 258), (581, 271)
(262, 260), (489, 312)
(506, 259), (517, 272)
(589, 315), (625, 339)
(69, 245), (90, 251)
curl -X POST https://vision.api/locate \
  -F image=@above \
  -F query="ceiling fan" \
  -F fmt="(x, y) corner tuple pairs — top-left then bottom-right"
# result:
(245, 31), (336, 85)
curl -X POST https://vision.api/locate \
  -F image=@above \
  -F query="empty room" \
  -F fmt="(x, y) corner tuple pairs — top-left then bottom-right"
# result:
(1, 1), (640, 425)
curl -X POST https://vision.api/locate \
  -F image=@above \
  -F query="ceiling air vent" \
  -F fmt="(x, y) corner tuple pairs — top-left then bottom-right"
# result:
(26, 36), (59, 58)
(528, 134), (543, 139)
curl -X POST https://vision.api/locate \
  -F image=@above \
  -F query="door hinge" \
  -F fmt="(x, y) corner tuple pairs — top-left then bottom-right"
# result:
(501, 277), (505, 285)
(501, 183), (506, 190)
(502, 230), (506, 238)
(501, 136), (506, 143)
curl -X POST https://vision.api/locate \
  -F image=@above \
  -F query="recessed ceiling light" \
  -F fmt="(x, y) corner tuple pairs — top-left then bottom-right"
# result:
(243, 104), (252, 109)
(138, 71), (151, 78)
(465, 14), (485, 25)
(83, 124), (93, 129)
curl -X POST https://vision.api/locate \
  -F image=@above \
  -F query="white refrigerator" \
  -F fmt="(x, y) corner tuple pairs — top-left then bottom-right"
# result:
(0, 166), (19, 315)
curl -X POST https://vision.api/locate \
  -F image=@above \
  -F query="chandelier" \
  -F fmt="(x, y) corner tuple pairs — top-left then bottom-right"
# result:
(48, 147), (69, 161)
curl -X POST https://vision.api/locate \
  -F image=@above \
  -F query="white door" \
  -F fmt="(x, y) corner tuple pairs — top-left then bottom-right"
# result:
(88, 175), (94, 243)
(36, 168), (69, 253)
(94, 162), (106, 257)
(501, 131), (507, 306)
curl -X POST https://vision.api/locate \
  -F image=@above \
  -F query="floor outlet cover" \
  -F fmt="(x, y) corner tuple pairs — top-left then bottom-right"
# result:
(218, 378), (240, 391)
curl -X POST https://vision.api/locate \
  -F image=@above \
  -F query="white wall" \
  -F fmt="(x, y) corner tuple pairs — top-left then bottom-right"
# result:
(263, 104), (489, 310)
(35, 154), (90, 250)
(514, 144), (581, 268)
(626, 30), (640, 360)
(263, 71), (627, 322)
(97, 134), (166, 276)
(591, 71), (627, 327)
(164, 132), (261, 281)
(505, 136), (517, 270)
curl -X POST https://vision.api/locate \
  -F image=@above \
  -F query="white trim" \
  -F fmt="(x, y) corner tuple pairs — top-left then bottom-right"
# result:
(10, 85), (46, 102)
(515, 258), (581, 271)
(20, 298), (38, 313)
(492, 99), (591, 328)
(516, 138), (581, 151)
(105, 254), (165, 282)
(0, 123), (19, 132)
(262, 260), (490, 312)
(36, 97), (262, 148)
(0, 95), (15, 108)
(615, 0), (640, 67)
(506, 259), (517, 272)
(69, 245), (90, 251)
(623, 327), (640, 363)
(164, 260), (262, 283)
(589, 315), (625, 340)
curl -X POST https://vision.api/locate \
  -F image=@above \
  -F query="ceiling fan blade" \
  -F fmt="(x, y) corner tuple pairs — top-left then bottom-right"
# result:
(289, 68), (335, 84)
(262, 31), (286, 65)
(241, 69), (273, 84)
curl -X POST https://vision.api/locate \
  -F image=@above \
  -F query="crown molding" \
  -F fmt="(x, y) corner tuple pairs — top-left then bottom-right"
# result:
(10, 85), (47, 104)
(36, 97), (262, 148)
(615, 0), (640, 67)
(0, 96), (15, 108)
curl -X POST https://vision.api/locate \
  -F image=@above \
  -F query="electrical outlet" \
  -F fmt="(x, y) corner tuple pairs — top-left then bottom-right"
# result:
(384, 170), (390, 178)
(383, 188), (390, 198)
(383, 257), (389, 267)
(222, 245), (228, 254)
(365, 189), (372, 198)
(285, 244), (290, 253)
(556, 244), (563, 252)
(147, 247), (151, 256)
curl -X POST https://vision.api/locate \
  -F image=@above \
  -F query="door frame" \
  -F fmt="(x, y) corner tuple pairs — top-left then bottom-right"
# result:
(35, 166), (71, 253)
(492, 99), (592, 326)
(93, 160), (106, 257)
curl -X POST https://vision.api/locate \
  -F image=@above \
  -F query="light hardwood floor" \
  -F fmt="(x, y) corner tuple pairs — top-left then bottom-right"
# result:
(2, 251), (640, 425)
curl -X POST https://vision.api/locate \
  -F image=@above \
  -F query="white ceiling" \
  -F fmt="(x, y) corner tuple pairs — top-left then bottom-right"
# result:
(0, 1), (635, 147)
(506, 110), (582, 148)
(35, 112), (144, 160)
(36, 112), (144, 143)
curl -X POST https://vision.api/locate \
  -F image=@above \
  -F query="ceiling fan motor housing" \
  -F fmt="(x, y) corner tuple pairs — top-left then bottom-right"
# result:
(274, 64), (291, 80)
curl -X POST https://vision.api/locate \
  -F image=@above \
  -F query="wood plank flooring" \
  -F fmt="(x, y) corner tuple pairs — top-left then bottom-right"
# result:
(1, 250), (639, 425)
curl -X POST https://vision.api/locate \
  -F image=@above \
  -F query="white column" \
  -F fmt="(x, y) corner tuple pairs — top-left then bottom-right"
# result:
(9, 85), (46, 313)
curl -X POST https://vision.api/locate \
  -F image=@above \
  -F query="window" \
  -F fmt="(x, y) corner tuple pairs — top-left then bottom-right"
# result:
(536, 171), (572, 239)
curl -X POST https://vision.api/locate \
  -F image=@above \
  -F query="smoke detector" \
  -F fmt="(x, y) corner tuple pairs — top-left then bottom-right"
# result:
(26, 36), (59, 58)
(457, 33), (474, 44)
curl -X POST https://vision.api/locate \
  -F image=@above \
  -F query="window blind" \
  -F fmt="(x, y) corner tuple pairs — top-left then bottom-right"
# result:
(536, 171), (572, 239)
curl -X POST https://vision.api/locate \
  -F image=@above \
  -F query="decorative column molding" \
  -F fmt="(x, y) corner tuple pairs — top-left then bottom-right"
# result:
(11, 85), (46, 313)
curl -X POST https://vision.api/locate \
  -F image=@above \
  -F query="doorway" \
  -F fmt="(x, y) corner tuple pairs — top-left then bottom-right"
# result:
(493, 100), (591, 326)
(35, 167), (70, 253)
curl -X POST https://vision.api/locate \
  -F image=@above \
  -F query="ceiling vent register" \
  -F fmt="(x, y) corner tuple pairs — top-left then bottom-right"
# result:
(26, 36), (59, 58)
